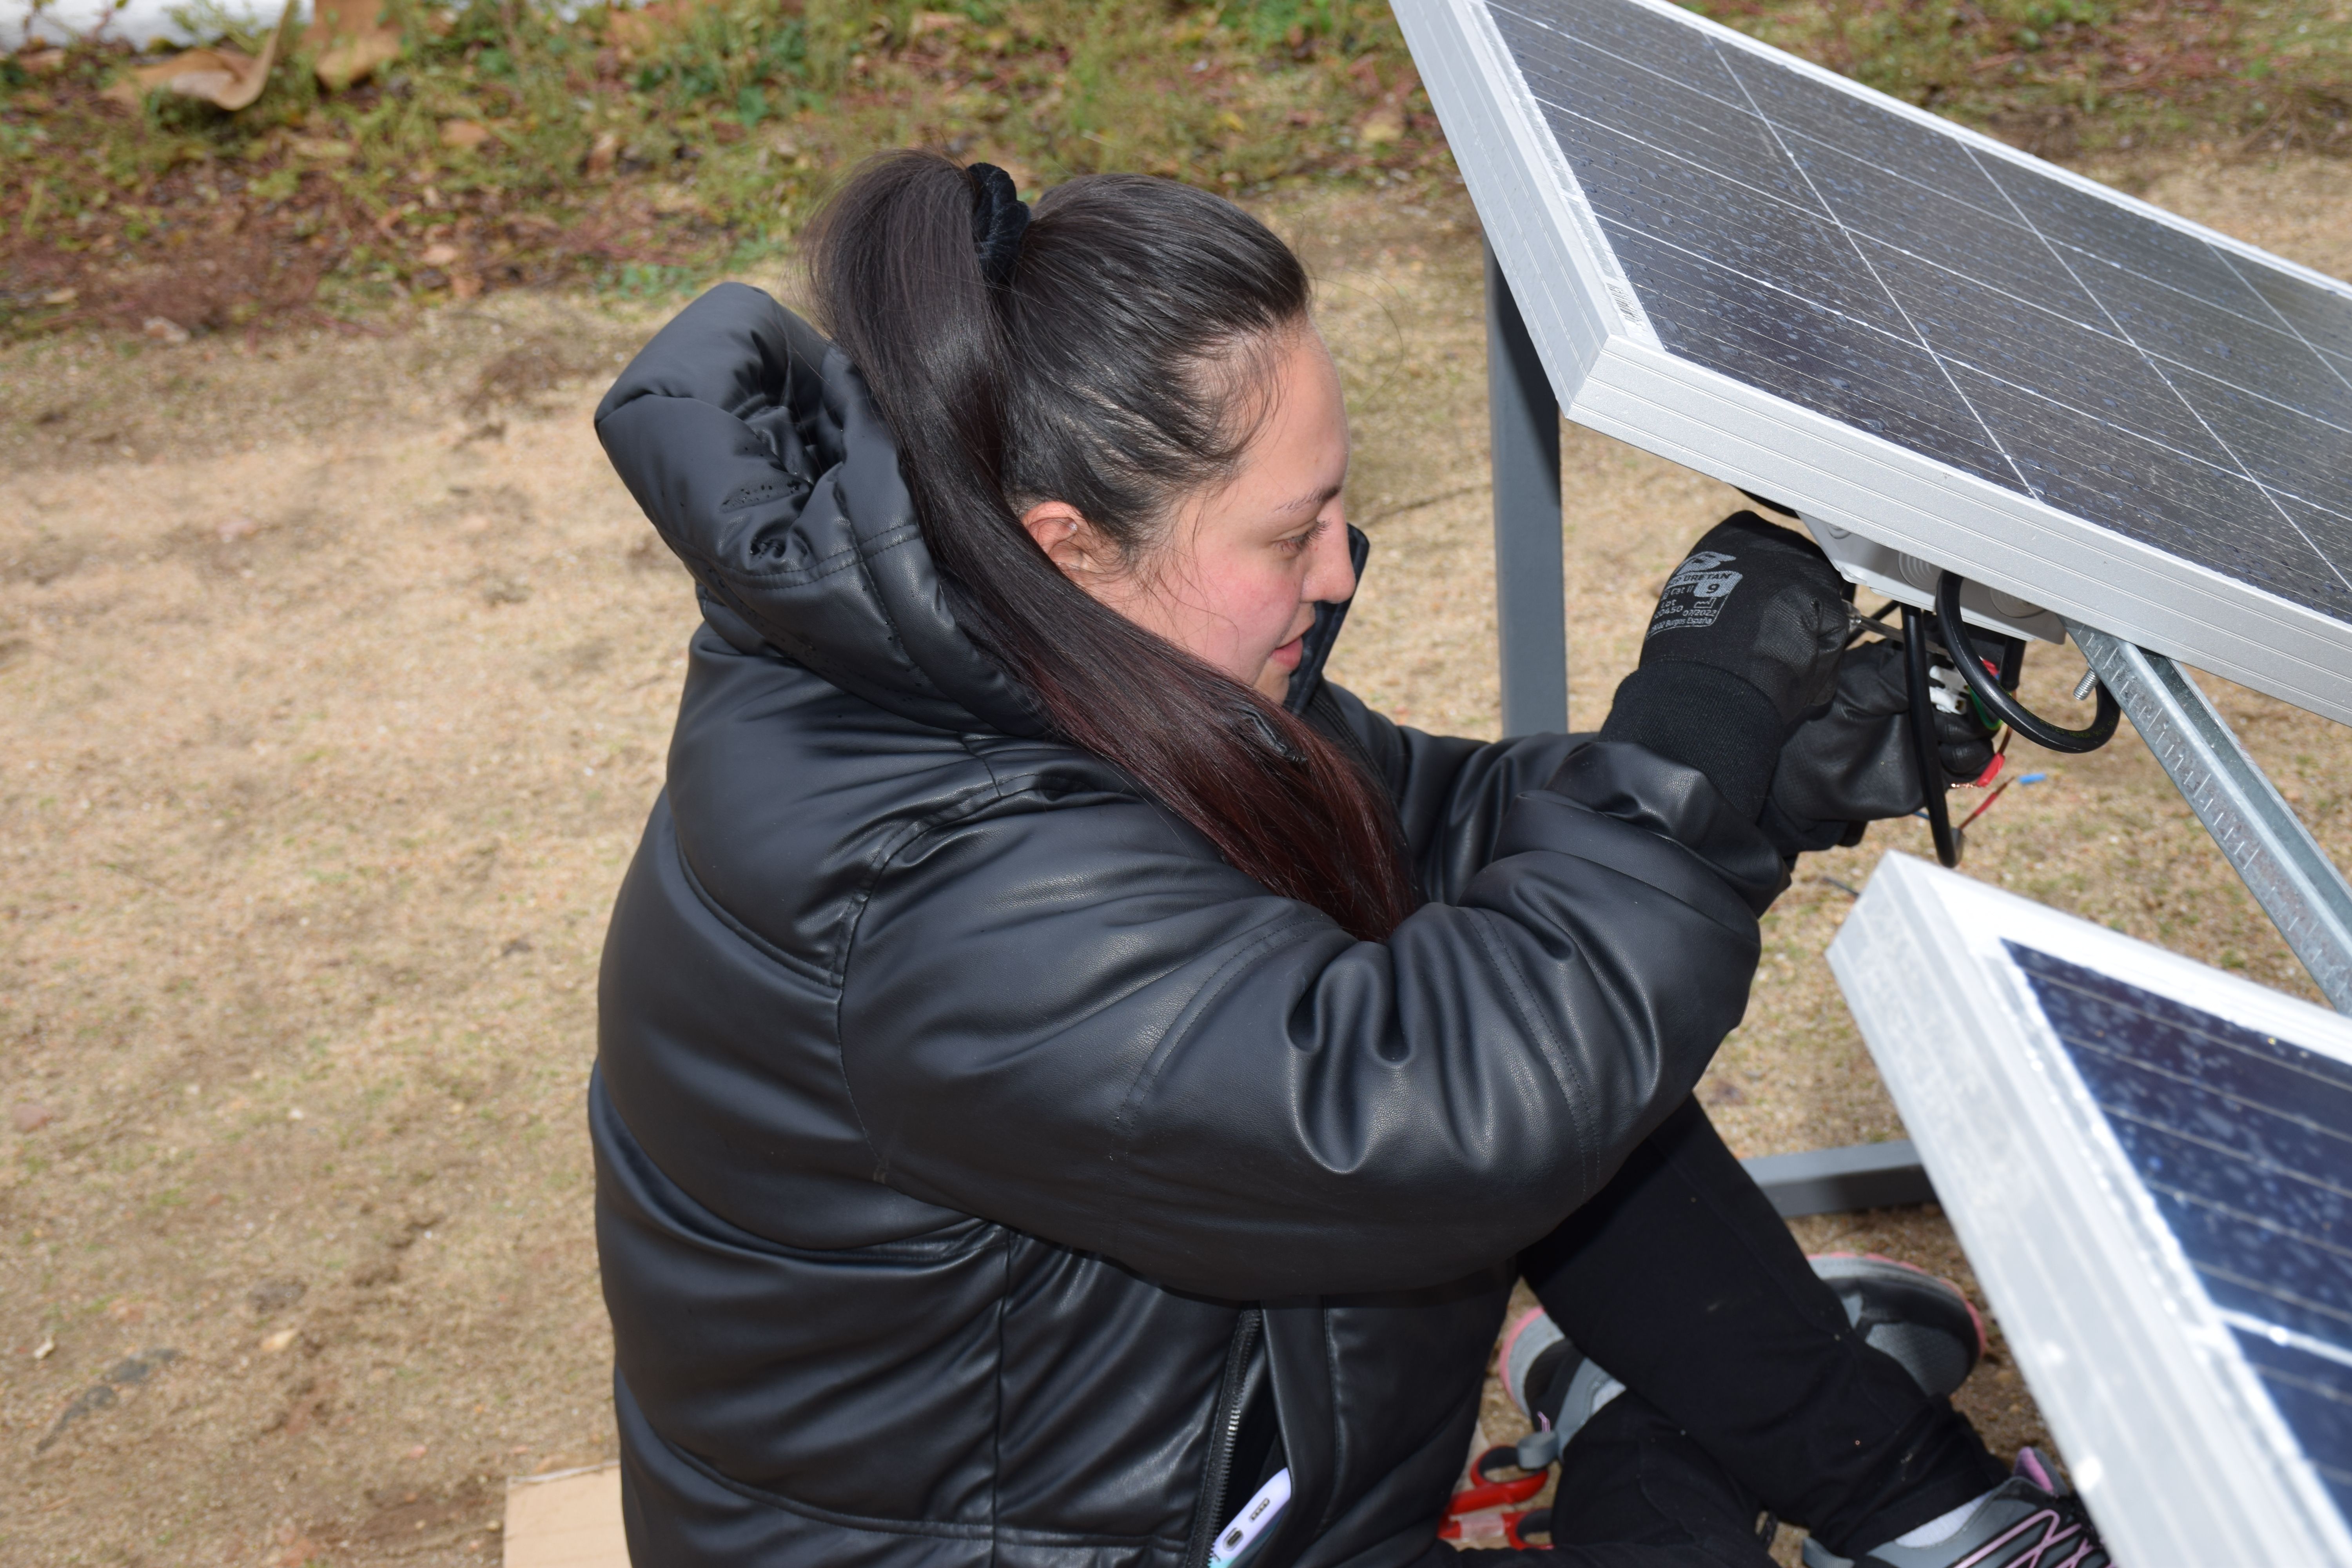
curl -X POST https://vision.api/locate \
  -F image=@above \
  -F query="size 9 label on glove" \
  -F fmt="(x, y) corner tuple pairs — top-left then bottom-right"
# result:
(1649, 551), (1743, 636)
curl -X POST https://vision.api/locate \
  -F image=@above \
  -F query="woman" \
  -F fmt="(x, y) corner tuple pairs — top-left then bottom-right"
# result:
(590, 153), (2109, 1568)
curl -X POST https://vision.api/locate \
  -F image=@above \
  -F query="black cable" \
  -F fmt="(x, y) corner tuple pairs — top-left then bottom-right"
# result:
(1996, 631), (2025, 692)
(1933, 572), (2120, 753)
(1901, 604), (1963, 868)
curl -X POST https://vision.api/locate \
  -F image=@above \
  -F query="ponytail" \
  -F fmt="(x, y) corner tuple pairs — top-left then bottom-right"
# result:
(805, 151), (1415, 942)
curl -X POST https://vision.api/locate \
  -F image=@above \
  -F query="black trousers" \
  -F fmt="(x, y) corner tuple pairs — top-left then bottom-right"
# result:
(1421, 1098), (2007, 1567)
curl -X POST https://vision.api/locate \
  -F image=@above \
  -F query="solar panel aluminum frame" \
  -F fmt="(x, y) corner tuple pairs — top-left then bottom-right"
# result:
(1396, 0), (2352, 726)
(1829, 853), (2352, 1566)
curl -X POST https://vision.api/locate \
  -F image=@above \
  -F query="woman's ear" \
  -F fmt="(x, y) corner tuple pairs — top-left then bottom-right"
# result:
(1020, 501), (1112, 584)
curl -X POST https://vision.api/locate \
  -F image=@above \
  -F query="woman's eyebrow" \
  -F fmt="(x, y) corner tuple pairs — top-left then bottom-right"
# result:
(1276, 482), (1343, 517)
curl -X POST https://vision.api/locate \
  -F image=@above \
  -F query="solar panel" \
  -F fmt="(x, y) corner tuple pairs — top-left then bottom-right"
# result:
(1396, 0), (2352, 721)
(1832, 854), (2352, 1565)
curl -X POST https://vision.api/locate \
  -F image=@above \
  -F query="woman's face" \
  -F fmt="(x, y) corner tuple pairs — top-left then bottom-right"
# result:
(1022, 329), (1358, 703)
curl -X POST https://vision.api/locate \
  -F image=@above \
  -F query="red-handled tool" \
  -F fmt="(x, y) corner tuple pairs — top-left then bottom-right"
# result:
(1436, 1445), (1549, 1542)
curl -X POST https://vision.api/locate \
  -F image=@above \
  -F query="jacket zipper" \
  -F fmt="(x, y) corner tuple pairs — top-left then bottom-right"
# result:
(1182, 1307), (1264, 1568)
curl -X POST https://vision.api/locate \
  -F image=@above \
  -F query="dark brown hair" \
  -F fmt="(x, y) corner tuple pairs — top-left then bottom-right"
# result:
(806, 151), (1413, 940)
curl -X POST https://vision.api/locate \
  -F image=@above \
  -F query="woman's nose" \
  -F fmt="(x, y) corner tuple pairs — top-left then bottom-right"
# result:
(1304, 514), (1357, 604)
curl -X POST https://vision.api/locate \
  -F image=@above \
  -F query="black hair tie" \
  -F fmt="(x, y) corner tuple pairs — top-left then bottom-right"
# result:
(967, 162), (1030, 292)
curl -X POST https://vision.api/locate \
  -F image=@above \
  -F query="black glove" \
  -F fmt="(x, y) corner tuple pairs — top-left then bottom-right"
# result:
(1599, 512), (1854, 818)
(1759, 641), (1999, 857)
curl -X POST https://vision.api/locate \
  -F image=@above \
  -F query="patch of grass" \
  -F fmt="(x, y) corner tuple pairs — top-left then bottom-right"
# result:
(3, 0), (2343, 340)
(1697, 0), (2352, 159)
(0, 0), (1445, 338)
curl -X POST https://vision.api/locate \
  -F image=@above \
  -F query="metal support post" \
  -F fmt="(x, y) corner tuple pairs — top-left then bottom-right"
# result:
(2072, 623), (2352, 1014)
(1485, 243), (1566, 737)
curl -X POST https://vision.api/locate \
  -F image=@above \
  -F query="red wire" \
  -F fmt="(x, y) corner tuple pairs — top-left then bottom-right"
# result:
(1956, 732), (2018, 831)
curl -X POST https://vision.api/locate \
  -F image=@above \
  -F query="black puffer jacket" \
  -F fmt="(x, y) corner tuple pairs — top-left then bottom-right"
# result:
(591, 284), (1784, 1568)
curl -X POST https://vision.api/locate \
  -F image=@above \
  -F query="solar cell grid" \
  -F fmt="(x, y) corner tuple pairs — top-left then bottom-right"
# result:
(1596, 227), (2016, 479)
(2007, 941), (2352, 1518)
(2239, 1330), (2352, 1521)
(1484, 0), (2352, 628)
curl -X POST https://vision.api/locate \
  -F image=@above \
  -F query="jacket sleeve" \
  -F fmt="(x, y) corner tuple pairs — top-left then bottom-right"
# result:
(835, 741), (1783, 1301)
(1306, 682), (1592, 906)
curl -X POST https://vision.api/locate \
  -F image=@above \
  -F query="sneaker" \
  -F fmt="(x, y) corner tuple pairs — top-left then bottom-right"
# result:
(1800, 1449), (2112, 1568)
(1497, 1303), (1624, 1468)
(1811, 1252), (1986, 1401)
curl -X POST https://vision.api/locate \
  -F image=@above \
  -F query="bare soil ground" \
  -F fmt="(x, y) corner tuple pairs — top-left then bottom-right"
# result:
(4, 158), (2348, 1566)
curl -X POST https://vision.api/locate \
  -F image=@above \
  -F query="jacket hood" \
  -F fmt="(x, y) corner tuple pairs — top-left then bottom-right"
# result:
(594, 282), (1046, 738)
(594, 282), (1359, 733)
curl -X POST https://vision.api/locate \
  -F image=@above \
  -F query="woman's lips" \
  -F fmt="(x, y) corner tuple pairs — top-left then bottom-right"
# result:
(1268, 635), (1305, 672)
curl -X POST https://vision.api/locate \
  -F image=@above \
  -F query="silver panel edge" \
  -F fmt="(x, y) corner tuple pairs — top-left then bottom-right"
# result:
(1395, 0), (1622, 403)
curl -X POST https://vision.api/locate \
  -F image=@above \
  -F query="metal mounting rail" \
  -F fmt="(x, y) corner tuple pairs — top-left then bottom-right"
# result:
(1740, 1141), (1936, 1217)
(2071, 624), (2352, 1014)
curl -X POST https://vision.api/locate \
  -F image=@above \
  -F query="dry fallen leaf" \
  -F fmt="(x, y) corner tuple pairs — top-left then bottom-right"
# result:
(418, 241), (461, 266)
(144, 316), (191, 344)
(606, 0), (706, 54)
(110, 50), (255, 108)
(585, 129), (621, 177)
(450, 272), (483, 301)
(439, 118), (492, 151)
(107, 0), (297, 112)
(312, 0), (402, 92)
(260, 1328), (298, 1353)
(1358, 104), (1405, 145)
